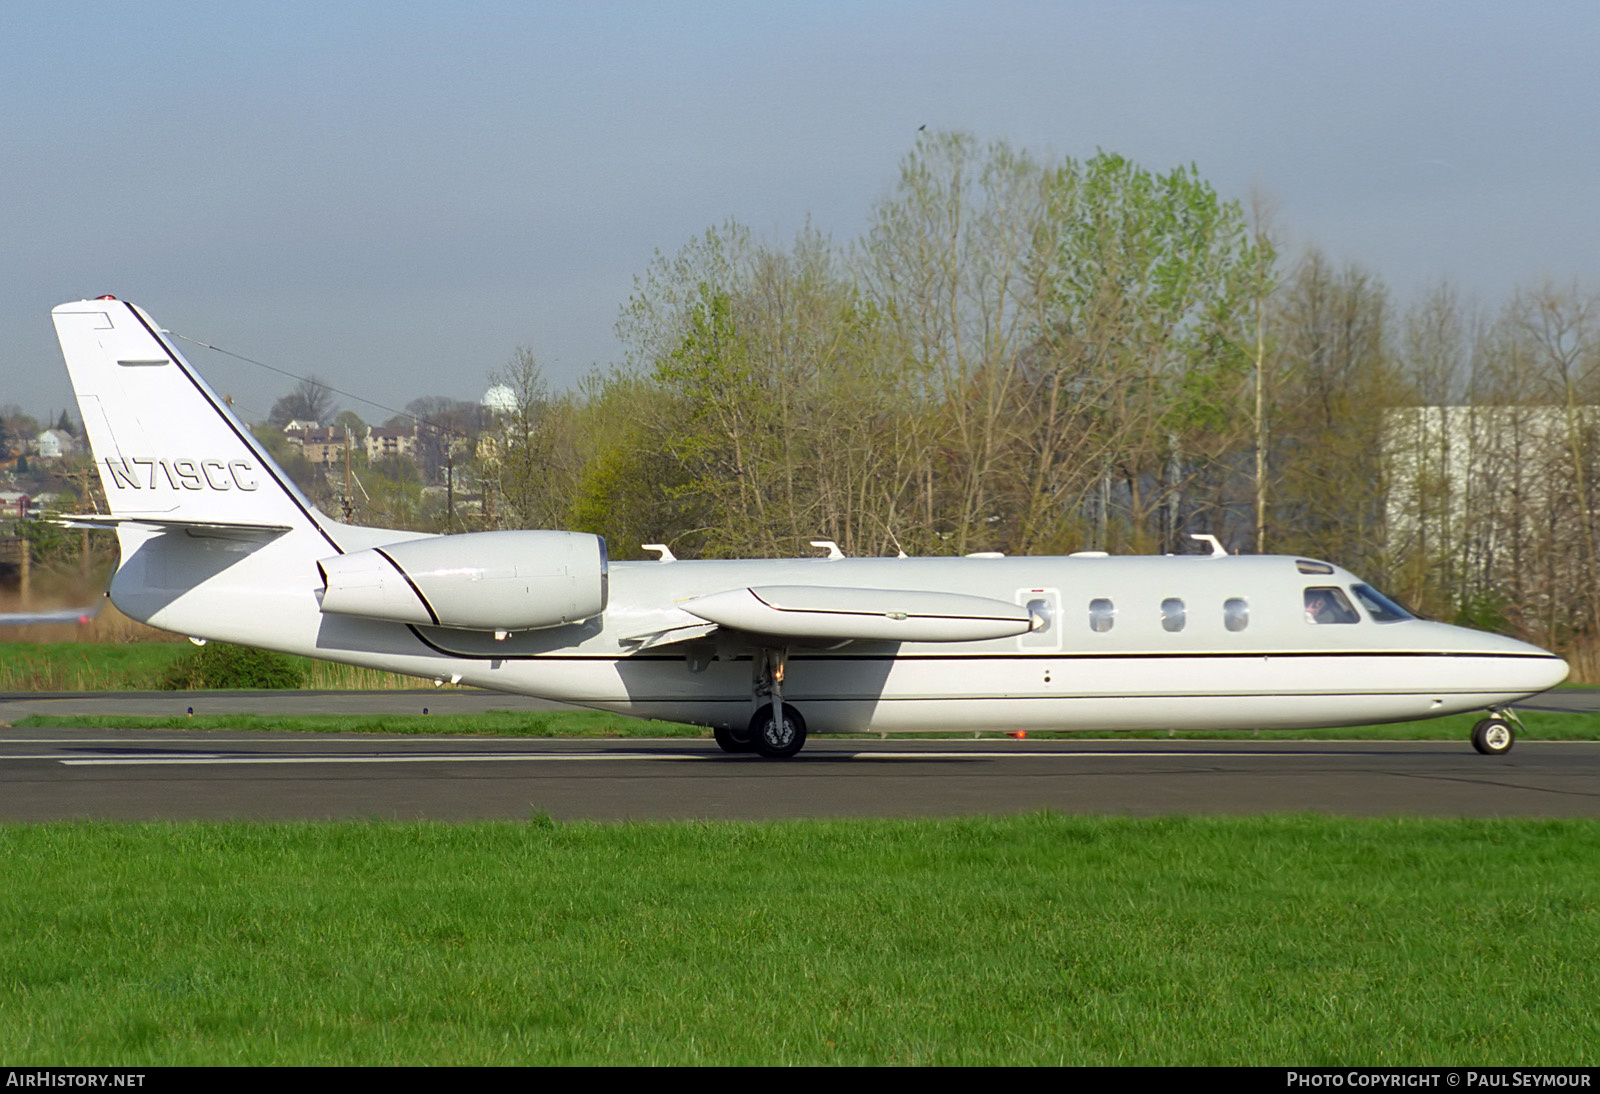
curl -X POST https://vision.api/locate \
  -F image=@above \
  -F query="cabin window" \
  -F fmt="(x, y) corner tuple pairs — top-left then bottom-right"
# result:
(1161, 598), (1185, 632)
(1224, 597), (1249, 632)
(1351, 584), (1414, 623)
(1304, 587), (1359, 624)
(1027, 598), (1053, 634)
(1088, 598), (1115, 633)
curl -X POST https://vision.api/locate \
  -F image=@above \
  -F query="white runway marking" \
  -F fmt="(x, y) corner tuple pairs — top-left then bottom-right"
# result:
(58, 752), (700, 765)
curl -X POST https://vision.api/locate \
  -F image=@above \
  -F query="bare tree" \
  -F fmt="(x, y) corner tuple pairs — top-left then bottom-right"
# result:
(1268, 250), (1397, 575)
(480, 347), (571, 530)
(268, 376), (337, 427)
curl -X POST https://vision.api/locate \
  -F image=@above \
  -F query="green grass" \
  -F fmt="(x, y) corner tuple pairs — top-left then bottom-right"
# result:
(10, 710), (705, 737)
(11, 708), (1600, 741)
(2, 815), (1597, 1065)
(0, 642), (432, 693)
(0, 642), (189, 692)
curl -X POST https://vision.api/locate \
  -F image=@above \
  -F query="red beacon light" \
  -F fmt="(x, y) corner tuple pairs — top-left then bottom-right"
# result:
(95, 294), (117, 300)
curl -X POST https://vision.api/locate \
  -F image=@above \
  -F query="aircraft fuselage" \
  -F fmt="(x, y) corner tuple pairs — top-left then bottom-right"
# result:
(108, 521), (1564, 736)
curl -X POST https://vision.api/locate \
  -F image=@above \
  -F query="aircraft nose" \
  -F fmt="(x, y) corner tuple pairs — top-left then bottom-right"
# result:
(1533, 653), (1571, 693)
(1432, 622), (1569, 697)
(1487, 631), (1569, 694)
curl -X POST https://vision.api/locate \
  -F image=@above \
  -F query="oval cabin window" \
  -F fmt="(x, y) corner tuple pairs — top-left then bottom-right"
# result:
(1224, 598), (1249, 632)
(1088, 598), (1115, 633)
(1161, 598), (1185, 633)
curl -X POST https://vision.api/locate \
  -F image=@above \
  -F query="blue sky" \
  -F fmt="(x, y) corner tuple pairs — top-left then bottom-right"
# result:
(4, 1), (1597, 424)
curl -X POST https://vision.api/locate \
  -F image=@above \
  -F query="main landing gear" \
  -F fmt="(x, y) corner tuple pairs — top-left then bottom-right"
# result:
(1471, 707), (1523, 755)
(713, 722), (754, 753)
(749, 701), (807, 759)
(711, 704), (808, 758)
(712, 647), (809, 758)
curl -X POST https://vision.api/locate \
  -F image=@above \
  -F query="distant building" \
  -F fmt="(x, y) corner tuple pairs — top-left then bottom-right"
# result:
(285, 426), (354, 468)
(1385, 405), (1590, 539)
(35, 430), (76, 460)
(1, 490), (57, 516)
(366, 426), (419, 465)
(482, 385), (518, 415)
(1385, 405), (1598, 620)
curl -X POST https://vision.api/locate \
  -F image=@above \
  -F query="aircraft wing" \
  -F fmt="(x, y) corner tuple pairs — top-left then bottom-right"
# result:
(678, 585), (1034, 643)
(619, 622), (719, 651)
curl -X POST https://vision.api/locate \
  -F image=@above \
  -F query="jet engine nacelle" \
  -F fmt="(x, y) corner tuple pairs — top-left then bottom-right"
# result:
(317, 530), (607, 632)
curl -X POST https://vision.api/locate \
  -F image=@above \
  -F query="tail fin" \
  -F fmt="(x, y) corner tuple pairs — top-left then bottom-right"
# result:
(52, 297), (320, 535)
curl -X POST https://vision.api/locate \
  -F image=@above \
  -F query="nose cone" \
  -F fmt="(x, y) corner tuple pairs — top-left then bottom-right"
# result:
(1530, 651), (1572, 694)
(1439, 622), (1570, 696)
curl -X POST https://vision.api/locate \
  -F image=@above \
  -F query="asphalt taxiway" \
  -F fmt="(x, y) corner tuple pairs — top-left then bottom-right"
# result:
(4, 688), (1595, 822)
(3, 728), (1597, 822)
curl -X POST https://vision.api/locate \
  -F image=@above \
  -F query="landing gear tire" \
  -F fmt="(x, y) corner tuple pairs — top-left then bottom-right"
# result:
(713, 722), (755, 753)
(750, 703), (807, 759)
(1471, 717), (1515, 756)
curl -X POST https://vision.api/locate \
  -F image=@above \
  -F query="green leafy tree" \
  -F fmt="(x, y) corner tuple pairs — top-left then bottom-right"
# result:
(1028, 152), (1262, 552)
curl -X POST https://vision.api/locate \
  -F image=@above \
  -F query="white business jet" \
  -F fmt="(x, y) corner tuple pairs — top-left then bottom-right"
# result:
(51, 297), (1566, 758)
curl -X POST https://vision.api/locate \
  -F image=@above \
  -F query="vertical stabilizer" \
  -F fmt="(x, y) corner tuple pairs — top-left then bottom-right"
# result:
(52, 297), (319, 533)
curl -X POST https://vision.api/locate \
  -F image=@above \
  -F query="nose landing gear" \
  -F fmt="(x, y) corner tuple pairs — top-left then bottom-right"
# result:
(1471, 707), (1523, 755)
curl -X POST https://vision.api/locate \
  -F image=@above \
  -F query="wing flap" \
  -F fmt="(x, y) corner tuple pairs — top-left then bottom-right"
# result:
(680, 585), (1033, 643)
(619, 622), (719, 651)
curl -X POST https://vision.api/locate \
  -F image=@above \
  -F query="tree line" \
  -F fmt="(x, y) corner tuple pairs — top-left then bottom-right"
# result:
(76, 131), (1600, 674)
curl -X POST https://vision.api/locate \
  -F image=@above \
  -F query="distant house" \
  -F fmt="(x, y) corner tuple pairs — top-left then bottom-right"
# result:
(366, 426), (418, 465)
(289, 426), (355, 468)
(36, 429), (76, 460)
(1, 490), (56, 516)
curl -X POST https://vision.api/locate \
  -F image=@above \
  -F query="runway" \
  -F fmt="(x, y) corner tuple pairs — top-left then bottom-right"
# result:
(3, 729), (1598, 821)
(3, 688), (1594, 822)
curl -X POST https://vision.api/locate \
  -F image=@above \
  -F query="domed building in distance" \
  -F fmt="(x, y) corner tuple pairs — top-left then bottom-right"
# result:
(481, 384), (518, 416)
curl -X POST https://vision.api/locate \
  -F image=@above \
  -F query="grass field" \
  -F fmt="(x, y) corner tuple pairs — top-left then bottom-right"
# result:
(0, 641), (427, 692)
(7, 647), (1597, 1065)
(0, 642), (187, 692)
(2, 815), (1597, 1065)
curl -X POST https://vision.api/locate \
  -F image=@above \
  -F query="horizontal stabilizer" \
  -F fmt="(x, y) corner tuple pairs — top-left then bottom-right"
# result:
(50, 514), (293, 536)
(680, 585), (1033, 643)
(0, 605), (101, 625)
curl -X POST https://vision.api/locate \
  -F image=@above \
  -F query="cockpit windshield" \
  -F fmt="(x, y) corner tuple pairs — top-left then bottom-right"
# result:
(1351, 584), (1414, 622)
(1303, 587), (1359, 624)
